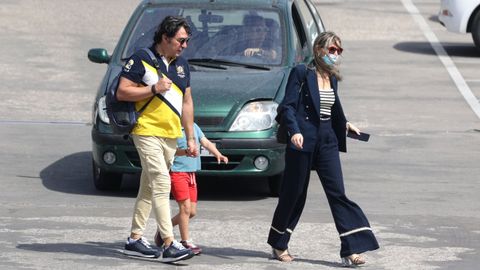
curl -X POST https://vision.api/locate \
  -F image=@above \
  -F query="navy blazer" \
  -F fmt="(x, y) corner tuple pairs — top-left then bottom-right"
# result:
(278, 64), (347, 152)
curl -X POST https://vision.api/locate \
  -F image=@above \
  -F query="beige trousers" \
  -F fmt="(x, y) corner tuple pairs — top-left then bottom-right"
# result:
(130, 135), (177, 239)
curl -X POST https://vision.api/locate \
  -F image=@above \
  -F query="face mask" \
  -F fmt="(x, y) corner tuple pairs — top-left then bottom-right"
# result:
(322, 54), (338, 65)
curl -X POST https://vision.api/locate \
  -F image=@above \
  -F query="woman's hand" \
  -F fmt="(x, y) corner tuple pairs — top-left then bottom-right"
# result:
(346, 122), (361, 135)
(291, 133), (303, 149)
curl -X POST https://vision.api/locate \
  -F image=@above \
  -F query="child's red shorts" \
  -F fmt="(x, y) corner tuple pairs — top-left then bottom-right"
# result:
(170, 172), (198, 203)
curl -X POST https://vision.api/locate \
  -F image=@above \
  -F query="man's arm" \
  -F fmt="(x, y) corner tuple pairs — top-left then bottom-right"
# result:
(182, 87), (198, 156)
(116, 77), (152, 102)
(117, 76), (173, 102)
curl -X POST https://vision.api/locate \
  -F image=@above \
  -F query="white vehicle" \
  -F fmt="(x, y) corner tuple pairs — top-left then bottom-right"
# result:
(438, 0), (480, 49)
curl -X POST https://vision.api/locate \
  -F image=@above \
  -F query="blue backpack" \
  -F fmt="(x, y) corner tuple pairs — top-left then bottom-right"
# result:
(105, 48), (161, 135)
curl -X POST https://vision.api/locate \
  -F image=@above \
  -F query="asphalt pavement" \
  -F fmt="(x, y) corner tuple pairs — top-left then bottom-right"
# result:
(1, 0), (479, 269)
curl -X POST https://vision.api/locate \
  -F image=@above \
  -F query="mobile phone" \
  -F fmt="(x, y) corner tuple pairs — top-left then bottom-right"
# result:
(347, 131), (370, 142)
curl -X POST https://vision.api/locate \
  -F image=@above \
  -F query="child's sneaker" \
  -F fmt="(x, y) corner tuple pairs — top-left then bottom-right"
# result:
(161, 240), (195, 262)
(181, 240), (202, 255)
(124, 237), (160, 258)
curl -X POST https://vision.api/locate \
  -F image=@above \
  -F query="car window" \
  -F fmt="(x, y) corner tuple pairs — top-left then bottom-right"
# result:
(305, 0), (325, 33)
(291, 2), (309, 62)
(295, 0), (319, 44)
(122, 6), (285, 66)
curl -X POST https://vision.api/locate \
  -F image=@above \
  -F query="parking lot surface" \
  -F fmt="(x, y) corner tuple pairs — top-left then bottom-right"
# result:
(1, 0), (479, 269)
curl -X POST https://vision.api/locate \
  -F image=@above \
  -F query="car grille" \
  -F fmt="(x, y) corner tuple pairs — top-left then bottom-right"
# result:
(200, 155), (243, 170)
(125, 151), (244, 171)
(126, 151), (142, 168)
(194, 116), (225, 127)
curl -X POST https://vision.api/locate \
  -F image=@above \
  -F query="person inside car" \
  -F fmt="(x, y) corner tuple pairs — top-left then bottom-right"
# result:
(235, 14), (277, 61)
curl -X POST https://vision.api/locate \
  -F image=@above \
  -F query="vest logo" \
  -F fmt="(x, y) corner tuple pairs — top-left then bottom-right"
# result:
(124, 59), (134, 72)
(176, 65), (185, 78)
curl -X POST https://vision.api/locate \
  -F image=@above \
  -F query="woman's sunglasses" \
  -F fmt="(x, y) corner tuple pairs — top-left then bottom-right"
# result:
(328, 46), (343, 55)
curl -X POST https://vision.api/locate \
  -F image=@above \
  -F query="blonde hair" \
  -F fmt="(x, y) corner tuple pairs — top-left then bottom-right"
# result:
(312, 31), (342, 80)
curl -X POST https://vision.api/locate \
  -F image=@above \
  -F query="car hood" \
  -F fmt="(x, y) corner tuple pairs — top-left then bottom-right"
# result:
(191, 68), (287, 128)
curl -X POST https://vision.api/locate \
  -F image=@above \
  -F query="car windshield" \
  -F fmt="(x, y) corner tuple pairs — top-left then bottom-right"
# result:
(122, 6), (284, 66)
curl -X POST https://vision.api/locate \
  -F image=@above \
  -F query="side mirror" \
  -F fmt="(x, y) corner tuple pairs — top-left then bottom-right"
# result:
(88, 48), (110, 64)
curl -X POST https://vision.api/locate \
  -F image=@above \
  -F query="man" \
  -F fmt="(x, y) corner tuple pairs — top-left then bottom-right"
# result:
(237, 15), (277, 60)
(117, 16), (197, 262)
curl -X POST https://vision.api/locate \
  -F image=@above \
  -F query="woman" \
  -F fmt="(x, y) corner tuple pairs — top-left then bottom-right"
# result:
(268, 31), (379, 266)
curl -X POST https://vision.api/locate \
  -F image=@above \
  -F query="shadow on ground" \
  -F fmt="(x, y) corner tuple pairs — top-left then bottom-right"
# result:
(39, 151), (271, 201)
(394, 41), (480, 57)
(17, 241), (344, 267)
(17, 241), (126, 260)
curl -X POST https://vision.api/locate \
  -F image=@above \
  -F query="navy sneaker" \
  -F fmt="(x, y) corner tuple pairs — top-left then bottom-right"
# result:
(124, 237), (161, 258)
(161, 240), (195, 262)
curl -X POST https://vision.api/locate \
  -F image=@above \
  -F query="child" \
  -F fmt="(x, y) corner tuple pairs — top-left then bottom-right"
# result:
(155, 123), (228, 255)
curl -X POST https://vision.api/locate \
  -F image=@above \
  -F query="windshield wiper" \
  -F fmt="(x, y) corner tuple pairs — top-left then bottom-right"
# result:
(188, 59), (227, 70)
(188, 58), (270, 71)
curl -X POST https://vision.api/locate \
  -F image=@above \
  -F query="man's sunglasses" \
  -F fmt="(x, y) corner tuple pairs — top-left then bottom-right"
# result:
(175, 37), (190, 45)
(328, 46), (343, 55)
(252, 26), (269, 33)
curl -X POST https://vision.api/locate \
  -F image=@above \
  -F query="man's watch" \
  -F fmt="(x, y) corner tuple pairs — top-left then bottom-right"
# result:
(151, 85), (157, 95)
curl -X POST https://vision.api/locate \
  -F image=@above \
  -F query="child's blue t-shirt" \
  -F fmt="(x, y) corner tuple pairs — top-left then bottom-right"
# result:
(171, 123), (204, 172)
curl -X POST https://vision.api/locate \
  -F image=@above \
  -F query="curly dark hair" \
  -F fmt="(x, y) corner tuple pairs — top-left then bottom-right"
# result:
(153, 16), (191, 45)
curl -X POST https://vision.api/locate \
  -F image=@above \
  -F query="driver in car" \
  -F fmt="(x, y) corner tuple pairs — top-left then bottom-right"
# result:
(236, 15), (277, 61)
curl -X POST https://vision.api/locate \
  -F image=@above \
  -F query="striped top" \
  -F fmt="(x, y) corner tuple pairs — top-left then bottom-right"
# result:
(319, 88), (335, 116)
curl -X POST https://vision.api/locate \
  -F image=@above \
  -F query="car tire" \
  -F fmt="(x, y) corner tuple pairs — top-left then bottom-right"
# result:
(472, 10), (480, 49)
(268, 173), (283, 197)
(92, 159), (122, 191)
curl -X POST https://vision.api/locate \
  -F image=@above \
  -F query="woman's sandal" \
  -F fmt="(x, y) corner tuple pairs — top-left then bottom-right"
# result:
(341, 254), (365, 267)
(272, 248), (294, 262)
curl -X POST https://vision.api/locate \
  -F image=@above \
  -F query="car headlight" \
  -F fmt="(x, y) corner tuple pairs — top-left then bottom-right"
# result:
(97, 96), (110, 124)
(229, 101), (278, 131)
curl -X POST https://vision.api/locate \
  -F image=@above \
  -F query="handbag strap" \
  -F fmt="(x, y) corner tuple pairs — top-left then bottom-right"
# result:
(275, 65), (308, 125)
(295, 64), (308, 107)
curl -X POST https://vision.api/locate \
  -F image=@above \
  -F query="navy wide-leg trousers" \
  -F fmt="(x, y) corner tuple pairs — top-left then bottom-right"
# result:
(268, 120), (379, 257)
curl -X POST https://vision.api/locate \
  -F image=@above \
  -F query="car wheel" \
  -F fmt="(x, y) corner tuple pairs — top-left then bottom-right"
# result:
(92, 159), (122, 191)
(472, 11), (480, 49)
(268, 173), (283, 197)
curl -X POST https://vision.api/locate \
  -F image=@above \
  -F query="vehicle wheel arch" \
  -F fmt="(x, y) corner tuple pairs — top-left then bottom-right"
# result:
(470, 6), (480, 49)
(92, 158), (123, 191)
(467, 4), (480, 33)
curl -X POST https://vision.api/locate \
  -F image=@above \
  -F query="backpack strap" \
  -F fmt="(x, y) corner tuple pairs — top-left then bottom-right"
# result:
(136, 48), (163, 114)
(142, 48), (163, 77)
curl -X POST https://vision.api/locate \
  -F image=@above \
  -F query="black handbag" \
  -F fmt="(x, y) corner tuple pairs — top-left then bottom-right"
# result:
(275, 117), (289, 144)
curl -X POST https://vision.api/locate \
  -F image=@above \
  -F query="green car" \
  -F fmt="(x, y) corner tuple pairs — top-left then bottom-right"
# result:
(88, 0), (324, 195)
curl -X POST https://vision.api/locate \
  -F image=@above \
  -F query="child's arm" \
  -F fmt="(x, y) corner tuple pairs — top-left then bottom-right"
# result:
(200, 137), (228, 164)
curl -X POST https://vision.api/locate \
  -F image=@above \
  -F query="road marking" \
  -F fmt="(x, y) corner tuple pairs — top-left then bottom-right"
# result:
(0, 120), (87, 125)
(402, 0), (480, 119)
